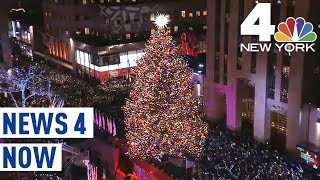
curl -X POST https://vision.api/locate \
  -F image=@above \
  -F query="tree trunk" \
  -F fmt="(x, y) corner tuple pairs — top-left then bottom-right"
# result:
(21, 90), (26, 107)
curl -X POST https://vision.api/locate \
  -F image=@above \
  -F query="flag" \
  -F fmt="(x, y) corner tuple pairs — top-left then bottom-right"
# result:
(94, 110), (99, 126)
(98, 112), (102, 128)
(113, 120), (116, 136)
(107, 117), (112, 134)
(102, 115), (106, 131)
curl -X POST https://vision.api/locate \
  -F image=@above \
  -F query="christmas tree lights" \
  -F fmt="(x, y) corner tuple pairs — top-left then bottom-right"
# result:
(123, 18), (208, 160)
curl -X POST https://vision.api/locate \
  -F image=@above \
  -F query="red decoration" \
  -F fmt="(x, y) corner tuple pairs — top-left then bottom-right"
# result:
(181, 32), (197, 56)
(297, 146), (320, 169)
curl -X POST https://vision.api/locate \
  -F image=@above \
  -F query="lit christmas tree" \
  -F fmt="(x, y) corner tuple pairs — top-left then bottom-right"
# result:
(123, 15), (208, 160)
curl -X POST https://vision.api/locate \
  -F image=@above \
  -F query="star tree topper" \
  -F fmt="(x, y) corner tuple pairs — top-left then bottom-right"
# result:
(154, 14), (170, 29)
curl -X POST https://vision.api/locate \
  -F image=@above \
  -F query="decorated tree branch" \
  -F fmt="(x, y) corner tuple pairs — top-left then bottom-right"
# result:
(0, 66), (60, 107)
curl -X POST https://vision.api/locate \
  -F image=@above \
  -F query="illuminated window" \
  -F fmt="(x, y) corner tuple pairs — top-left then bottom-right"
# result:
(66, 30), (69, 35)
(151, 29), (155, 34)
(116, 0), (120, 2)
(132, 0), (136, 2)
(82, 0), (87, 4)
(85, 28), (90, 34)
(196, 11), (201, 16)
(203, 25), (207, 30)
(181, 11), (186, 18)
(174, 26), (178, 32)
(189, 27), (193, 31)
(126, 33), (131, 39)
(203, 10), (208, 16)
(100, 0), (104, 2)
(282, 66), (290, 78)
(189, 13), (193, 17)
(150, 13), (155, 21)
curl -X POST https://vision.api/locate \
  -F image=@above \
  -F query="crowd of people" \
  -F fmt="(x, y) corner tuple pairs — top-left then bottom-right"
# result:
(98, 77), (131, 93)
(198, 123), (311, 179)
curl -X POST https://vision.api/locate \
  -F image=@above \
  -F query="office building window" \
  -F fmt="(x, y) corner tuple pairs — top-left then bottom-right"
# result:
(224, 0), (230, 54)
(102, 54), (120, 66)
(189, 13), (193, 17)
(116, 18), (121, 25)
(251, 53), (257, 74)
(85, 28), (90, 35)
(280, 53), (290, 103)
(237, 0), (244, 59)
(203, 11), (207, 16)
(215, 0), (221, 51)
(267, 51), (277, 99)
(196, 11), (201, 17)
(125, 16), (130, 24)
(251, 36), (258, 73)
(126, 33), (131, 39)
(236, 56), (242, 70)
(286, 0), (295, 17)
(181, 11), (186, 18)
(150, 13), (155, 21)
(134, 14), (140, 22)
(214, 55), (220, 83)
(223, 56), (227, 85)
(174, 26), (178, 32)
(75, 15), (80, 21)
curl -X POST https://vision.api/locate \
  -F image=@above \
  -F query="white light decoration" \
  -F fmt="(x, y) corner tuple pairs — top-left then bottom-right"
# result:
(154, 14), (170, 29)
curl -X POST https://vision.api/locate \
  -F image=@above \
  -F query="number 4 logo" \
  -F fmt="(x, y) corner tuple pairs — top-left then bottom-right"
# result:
(241, 3), (276, 42)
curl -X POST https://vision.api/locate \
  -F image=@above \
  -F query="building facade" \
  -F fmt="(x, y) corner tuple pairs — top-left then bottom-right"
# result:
(7, 0), (45, 65)
(205, 0), (320, 154)
(0, 0), (13, 68)
(42, 0), (207, 81)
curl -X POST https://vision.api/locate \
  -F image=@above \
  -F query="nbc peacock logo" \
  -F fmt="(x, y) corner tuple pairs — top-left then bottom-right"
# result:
(275, 17), (317, 42)
(240, 3), (316, 53)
